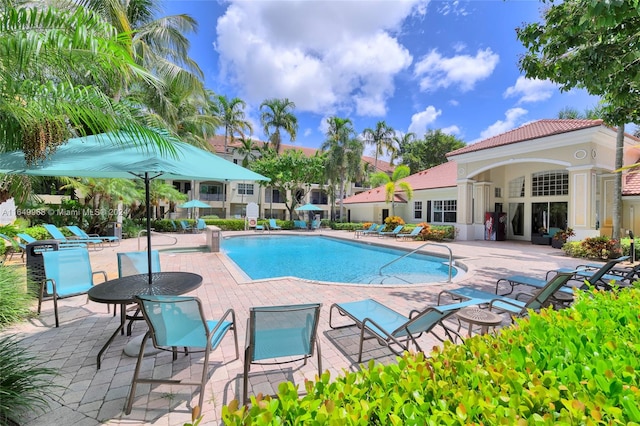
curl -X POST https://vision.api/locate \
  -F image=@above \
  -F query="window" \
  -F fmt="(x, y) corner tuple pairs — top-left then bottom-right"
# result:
(414, 201), (422, 220)
(432, 200), (457, 223)
(509, 176), (525, 198)
(495, 187), (502, 198)
(237, 183), (254, 195)
(532, 170), (568, 196)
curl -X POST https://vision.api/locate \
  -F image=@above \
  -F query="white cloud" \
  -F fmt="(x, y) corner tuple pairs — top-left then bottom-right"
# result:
(408, 106), (442, 136)
(215, 1), (424, 117)
(504, 76), (557, 103)
(414, 48), (499, 92)
(479, 108), (528, 140)
(441, 125), (461, 136)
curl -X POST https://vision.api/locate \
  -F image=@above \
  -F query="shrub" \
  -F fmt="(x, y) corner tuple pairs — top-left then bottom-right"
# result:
(222, 287), (640, 424)
(0, 335), (60, 425)
(0, 265), (33, 328)
(563, 236), (622, 260)
(383, 216), (405, 230)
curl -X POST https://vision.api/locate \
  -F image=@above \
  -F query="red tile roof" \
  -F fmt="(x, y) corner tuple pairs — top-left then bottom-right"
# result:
(623, 172), (640, 196)
(447, 119), (604, 157)
(343, 161), (457, 204)
(207, 135), (393, 173)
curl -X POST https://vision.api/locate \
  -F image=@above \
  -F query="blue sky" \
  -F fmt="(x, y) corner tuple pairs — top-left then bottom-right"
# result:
(161, 0), (601, 154)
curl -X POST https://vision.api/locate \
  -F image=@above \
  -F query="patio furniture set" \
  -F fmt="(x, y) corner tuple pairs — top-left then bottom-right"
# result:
(32, 241), (637, 416)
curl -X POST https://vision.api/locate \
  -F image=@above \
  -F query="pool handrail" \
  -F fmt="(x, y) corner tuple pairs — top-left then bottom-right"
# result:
(378, 242), (454, 283)
(137, 229), (178, 250)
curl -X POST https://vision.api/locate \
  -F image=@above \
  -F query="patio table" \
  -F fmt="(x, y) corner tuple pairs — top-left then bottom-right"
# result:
(88, 271), (202, 369)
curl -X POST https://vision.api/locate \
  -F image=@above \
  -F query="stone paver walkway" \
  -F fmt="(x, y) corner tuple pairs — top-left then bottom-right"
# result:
(3, 230), (593, 426)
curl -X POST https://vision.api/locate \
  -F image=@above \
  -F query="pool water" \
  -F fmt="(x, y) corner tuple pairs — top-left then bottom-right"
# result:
(221, 235), (458, 284)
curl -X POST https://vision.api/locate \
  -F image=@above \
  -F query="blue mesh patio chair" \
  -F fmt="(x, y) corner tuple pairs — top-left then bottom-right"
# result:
(125, 295), (238, 415)
(66, 225), (119, 246)
(362, 224), (384, 236)
(329, 298), (478, 363)
(544, 256), (632, 290)
(378, 225), (404, 238)
(396, 226), (423, 240)
(40, 248), (107, 327)
(179, 220), (193, 233)
(116, 250), (161, 331)
(438, 272), (575, 322)
(42, 223), (95, 249)
(268, 218), (282, 230)
(195, 218), (207, 232)
(243, 303), (322, 404)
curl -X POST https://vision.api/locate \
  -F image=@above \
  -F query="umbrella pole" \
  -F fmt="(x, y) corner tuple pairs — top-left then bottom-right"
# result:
(145, 172), (153, 285)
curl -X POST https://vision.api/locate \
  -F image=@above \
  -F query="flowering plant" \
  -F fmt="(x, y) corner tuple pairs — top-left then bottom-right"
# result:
(553, 227), (575, 241)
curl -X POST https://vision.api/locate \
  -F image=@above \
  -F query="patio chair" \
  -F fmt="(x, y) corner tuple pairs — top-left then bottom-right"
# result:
(66, 225), (119, 246)
(545, 255), (631, 290)
(42, 224), (96, 250)
(117, 250), (161, 333)
(0, 233), (25, 261)
(378, 225), (404, 238)
(39, 248), (107, 327)
(437, 272), (575, 322)
(362, 224), (384, 236)
(125, 295), (238, 415)
(329, 298), (480, 363)
(396, 226), (423, 241)
(179, 220), (193, 233)
(294, 220), (307, 230)
(243, 303), (322, 404)
(311, 219), (321, 231)
(195, 218), (207, 232)
(268, 218), (282, 230)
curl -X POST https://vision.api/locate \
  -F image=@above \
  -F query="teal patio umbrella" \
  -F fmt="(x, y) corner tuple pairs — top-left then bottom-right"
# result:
(0, 132), (269, 282)
(295, 203), (322, 227)
(178, 199), (211, 219)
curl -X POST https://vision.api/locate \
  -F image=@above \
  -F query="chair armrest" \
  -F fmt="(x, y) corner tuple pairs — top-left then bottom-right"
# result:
(92, 270), (108, 284)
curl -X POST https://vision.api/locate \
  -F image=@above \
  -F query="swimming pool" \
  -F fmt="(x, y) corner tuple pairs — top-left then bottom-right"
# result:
(221, 235), (459, 284)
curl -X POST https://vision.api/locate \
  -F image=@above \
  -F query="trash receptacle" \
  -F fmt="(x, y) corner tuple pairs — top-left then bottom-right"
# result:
(106, 222), (122, 240)
(26, 239), (59, 296)
(206, 227), (220, 252)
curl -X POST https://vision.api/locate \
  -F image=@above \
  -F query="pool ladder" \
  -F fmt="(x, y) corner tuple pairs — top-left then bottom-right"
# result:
(375, 242), (454, 284)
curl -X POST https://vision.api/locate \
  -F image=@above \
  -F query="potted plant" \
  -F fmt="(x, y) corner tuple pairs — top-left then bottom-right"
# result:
(552, 227), (575, 249)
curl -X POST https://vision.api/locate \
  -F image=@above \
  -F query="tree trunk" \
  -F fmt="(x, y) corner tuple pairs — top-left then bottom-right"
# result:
(613, 125), (624, 243)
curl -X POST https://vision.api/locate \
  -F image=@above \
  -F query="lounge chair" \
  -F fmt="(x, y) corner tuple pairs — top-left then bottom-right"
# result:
(268, 218), (282, 230)
(545, 255), (631, 290)
(396, 226), (423, 240)
(294, 220), (307, 230)
(66, 225), (119, 246)
(311, 219), (321, 231)
(195, 218), (207, 233)
(362, 224), (384, 236)
(0, 233), (25, 261)
(378, 225), (404, 238)
(437, 272), (575, 321)
(43, 224), (97, 249)
(179, 220), (193, 233)
(329, 298), (481, 362)
(243, 303), (322, 404)
(40, 248), (108, 327)
(125, 295), (238, 414)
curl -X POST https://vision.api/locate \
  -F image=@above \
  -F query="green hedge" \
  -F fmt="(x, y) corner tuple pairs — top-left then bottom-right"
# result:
(222, 287), (640, 424)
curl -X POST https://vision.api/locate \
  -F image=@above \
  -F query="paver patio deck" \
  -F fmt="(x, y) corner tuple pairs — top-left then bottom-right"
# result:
(3, 229), (594, 425)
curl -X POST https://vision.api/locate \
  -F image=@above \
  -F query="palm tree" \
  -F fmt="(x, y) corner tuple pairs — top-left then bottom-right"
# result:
(362, 121), (395, 170)
(235, 136), (259, 167)
(0, 3), (182, 204)
(77, 0), (210, 138)
(391, 132), (415, 167)
(321, 117), (363, 221)
(370, 165), (413, 217)
(213, 95), (252, 154)
(260, 98), (298, 153)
